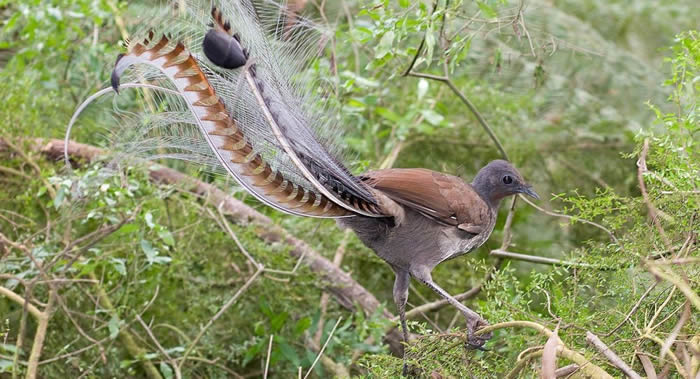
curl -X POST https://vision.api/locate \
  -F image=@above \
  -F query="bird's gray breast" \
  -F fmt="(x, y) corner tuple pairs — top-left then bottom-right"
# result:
(436, 217), (495, 264)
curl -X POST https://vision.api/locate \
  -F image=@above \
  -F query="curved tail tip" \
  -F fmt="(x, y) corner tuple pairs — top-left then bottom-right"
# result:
(111, 53), (125, 93)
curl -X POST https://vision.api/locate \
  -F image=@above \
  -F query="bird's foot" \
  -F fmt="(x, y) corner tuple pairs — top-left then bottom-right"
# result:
(464, 316), (492, 349)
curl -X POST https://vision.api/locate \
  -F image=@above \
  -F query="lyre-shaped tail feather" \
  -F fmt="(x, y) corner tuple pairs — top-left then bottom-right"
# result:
(110, 32), (348, 217)
(200, 5), (386, 217)
(70, 1), (392, 219)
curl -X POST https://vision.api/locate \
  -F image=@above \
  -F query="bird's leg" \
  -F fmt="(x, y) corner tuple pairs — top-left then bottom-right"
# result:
(392, 268), (411, 376)
(411, 268), (492, 348)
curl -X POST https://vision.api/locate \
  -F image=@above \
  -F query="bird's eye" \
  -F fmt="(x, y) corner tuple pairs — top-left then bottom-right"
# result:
(503, 175), (513, 184)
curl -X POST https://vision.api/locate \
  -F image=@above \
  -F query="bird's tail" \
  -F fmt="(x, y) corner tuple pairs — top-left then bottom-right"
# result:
(67, 0), (387, 218)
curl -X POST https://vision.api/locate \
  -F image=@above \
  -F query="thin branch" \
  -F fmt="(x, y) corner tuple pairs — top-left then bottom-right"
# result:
(659, 301), (690, 360)
(179, 267), (263, 370)
(263, 335), (273, 379)
(475, 321), (614, 379)
(603, 282), (657, 337)
(303, 317), (341, 379)
(136, 315), (182, 379)
(490, 249), (609, 269)
(646, 263), (700, 312)
(637, 138), (673, 251)
(586, 331), (642, 379)
(0, 286), (42, 319)
(519, 195), (619, 245)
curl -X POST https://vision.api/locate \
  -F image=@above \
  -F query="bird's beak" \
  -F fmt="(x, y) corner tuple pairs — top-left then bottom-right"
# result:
(520, 185), (539, 200)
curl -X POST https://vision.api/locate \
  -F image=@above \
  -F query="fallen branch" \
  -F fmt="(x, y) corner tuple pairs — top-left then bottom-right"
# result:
(22, 137), (404, 351)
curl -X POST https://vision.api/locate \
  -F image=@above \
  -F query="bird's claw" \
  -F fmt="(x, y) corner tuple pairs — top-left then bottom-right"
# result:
(465, 317), (492, 349)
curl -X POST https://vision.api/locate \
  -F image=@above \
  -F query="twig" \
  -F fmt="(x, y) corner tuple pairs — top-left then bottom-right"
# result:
(635, 352), (657, 379)
(586, 331), (642, 379)
(408, 70), (509, 159)
(519, 195), (619, 245)
(490, 249), (608, 269)
(659, 301), (690, 360)
(401, 0), (440, 76)
(263, 335), (273, 379)
(603, 282), (657, 336)
(645, 263), (700, 312)
(505, 349), (542, 379)
(2, 139), (56, 199)
(475, 321), (614, 379)
(0, 165), (33, 181)
(637, 138), (673, 251)
(179, 267), (263, 370)
(89, 271), (162, 379)
(554, 364), (579, 377)
(136, 315), (182, 379)
(303, 317), (341, 379)
(0, 286), (42, 319)
(641, 333), (689, 379)
(313, 229), (350, 347)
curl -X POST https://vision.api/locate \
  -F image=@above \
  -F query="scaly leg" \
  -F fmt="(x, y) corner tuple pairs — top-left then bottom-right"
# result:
(392, 268), (411, 376)
(411, 267), (492, 348)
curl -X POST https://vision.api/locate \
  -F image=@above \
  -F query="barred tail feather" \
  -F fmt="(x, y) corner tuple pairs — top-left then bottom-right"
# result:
(67, 0), (390, 219)
(85, 33), (348, 218)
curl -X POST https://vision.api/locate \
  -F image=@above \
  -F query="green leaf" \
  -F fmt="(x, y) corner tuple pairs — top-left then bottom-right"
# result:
(375, 107), (401, 123)
(375, 30), (395, 59)
(417, 79), (429, 100)
(0, 359), (13, 373)
(0, 343), (19, 355)
(53, 186), (65, 209)
(476, 1), (498, 18)
(270, 312), (288, 332)
(111, 258), (126, 276)
(115, 223), (139, 235)
(294, 317), (312, 337)
(160, 362), (174, 379)
(144, 212), (155, 229)
(108, 315), (121, 339)
(140, 239), (158, 264)
(279, 342), (300, 367)
(158, 230), (175, 246)
(420, 109), (445, 126)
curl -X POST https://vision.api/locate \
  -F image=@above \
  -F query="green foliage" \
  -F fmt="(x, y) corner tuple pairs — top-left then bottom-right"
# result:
(1, 0), (698, 378)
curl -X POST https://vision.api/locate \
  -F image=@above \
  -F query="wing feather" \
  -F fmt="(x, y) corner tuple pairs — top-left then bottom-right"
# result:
(360, 169), (491, 229)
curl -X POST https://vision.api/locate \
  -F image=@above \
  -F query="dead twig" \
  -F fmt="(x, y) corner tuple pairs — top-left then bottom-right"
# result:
(179, 266), (263, 371)
(637, 139), (673, 251)
(263, 335), (273, 379)
(303, 317), (341, 379)
(490, 249), (610, 269)
(519, 195), (619, 245)
(136, 315), (182, 379)
(586, 331), (642, 379)
(475, 321), (614, 379)
(604, 281), (658, 336)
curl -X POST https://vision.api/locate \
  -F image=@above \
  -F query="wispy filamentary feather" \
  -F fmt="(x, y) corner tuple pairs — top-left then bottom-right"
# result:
(67, 0), (388, 218)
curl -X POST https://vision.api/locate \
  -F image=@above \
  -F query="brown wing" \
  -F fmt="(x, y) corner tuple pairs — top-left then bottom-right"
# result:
(360, 168), (490, 230)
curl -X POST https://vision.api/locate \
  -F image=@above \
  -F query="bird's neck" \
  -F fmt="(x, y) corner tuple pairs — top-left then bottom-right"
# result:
(471, 177), (501, 211)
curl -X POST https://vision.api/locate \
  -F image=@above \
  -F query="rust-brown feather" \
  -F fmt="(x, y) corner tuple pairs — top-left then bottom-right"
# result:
(360, 168), (490, 231)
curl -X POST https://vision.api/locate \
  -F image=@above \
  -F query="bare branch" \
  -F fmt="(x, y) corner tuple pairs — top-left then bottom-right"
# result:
(586, 331), (642, 379)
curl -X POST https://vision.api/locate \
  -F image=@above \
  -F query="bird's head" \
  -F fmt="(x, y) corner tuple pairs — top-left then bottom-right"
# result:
(472, 160), (539, 207)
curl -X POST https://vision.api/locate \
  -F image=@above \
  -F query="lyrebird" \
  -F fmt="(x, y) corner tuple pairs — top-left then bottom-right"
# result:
(71, 1), (538, 374)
